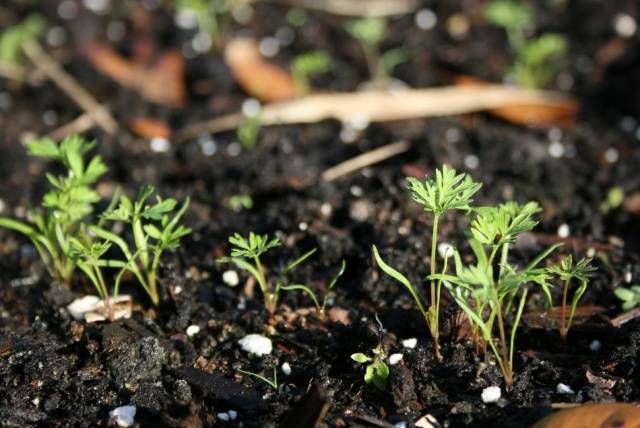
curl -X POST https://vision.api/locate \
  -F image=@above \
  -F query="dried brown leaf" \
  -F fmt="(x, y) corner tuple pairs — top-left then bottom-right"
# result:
(533, 403), (640, 428)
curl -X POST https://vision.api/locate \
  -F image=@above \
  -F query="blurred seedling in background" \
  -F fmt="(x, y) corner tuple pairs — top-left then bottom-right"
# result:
(237, 114), (262, 150)
(614, 285), (640, 311)
(548, 255), (596, 337)
(345, 17), (408, 89)
(373, 165), (482, 360)
(484, 0), (567, 88)
(291, 50), (332, 95)
(0, 136), (107, 285)
(97, 186), (191, 306)
(0, 14), (45, 65)
(175, 0), (232, 51)
(218, 232), (345, 316)
(225, 194), (254, 212)
(432, 201), (560, 389)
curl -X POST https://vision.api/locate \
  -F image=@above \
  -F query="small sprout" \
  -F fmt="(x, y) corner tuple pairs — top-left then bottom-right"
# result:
(374, 165), (481, 360)
(219, 232), (345, 316)
(345, 17), (408, 88)
(237, 115), (262, 150)
(175, 0), (231, 51)
(237, 367), (278, 390)
(97, 186), (191, 306)
(0, 135), (107, 284)
(291, 50), (332, 95)
(226, 194), (253, 212)
(614, 285), (640, 311)
(351, 344), (390, 391)
(0, 14), (46, 65)
(548, 255), (596, 337)
(484, 0), (567, 88)
(602, 186), (625, 213)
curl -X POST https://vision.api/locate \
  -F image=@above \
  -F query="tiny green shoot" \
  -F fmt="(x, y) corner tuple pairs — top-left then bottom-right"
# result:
(237, 367), (278, 390)
(291, 50), (332, 95)
(351, 343), (389, 391)
(175, 0), (231, 51)
(548, 255), (596, 337)
(0, 14), (46, 65)
(237, 115), (262, 150)
(614, 285), (640, 311)
(226, 194), (254, 212)
(345, 17), (408, 89)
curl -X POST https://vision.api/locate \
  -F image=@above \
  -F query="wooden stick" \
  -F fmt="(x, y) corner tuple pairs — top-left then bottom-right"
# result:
(610, 306), (640, 328)
(23, 41), (118, 135)
(321, 140), (410, 182)
(261, 0), (419, 16)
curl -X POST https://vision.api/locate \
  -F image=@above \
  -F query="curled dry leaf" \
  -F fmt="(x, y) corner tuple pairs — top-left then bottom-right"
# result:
(130, 117), (172, 139)
(224, 37), (297, 102)
(454, 75), (578, 128)
(85, 43), (186, 107)
(533, 403), (640, 428)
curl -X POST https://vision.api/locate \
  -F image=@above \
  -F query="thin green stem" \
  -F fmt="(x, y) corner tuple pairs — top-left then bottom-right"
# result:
(560, 278), (569, 337)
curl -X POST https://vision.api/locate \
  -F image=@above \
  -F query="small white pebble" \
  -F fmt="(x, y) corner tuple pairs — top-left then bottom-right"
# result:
(67, 295), (101, 320)
(557, 223), (570, 239)
(222, 270), (240, 287)
(150, 137), (170, 153)
(238, 334), (272, 356)
(349, 115), (370, 131)
(31, 397), (40, 407)
(173, 285), (183, 295)
(402, 338), (417, 349)
(259, 37), (280, 57)
(590, 339), (602, 351)
(556, 383), (575, 394)
(604, 148), (619, 163)
(186, 325), (200, 337)
(438, 242), (454, 259)
(389, 353), (403, 365)
(464, 154), (479, 170)
(320, 203), (332, 218)
(228, 410), (238, 420)
(298, 222), (308, 231)
(624, 271), (633, 284)
(339, 125), (358, 143)
(83, 0), (110, 14)
(241, 98), (261, 117)
(394, 422), (408, 428)
(415, 9), (437, 30)
(614, 13), (637, 38)
(109, 405), (136, 427)
(350, 185), (364, 197)
(175, 9), (198, 29)
(548, 141), (565, 158)
(481, 386), (501, 403)
(227, 142), (242, 157)
(281, 362), (292, 375)
(217, 412), (230, 422)
(586, 247), (596, 258)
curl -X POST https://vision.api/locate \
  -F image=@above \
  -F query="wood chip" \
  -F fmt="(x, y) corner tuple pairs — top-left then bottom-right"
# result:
(533, 402), (640, 427)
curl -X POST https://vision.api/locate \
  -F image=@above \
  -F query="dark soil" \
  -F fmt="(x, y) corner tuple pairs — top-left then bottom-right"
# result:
(1, 1), (640, 427)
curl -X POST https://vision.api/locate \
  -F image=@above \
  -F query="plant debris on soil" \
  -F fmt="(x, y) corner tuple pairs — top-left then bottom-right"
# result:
(1, 1), (640, 427)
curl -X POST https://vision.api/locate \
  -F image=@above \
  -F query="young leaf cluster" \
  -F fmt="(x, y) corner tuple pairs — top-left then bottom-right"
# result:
(484, 0), (567, 88)
(0, 135), (191, 320)
(374, 165), (481, 360)
(0, 14), (45, 65)
(614, 285), (640, 311)
(548, 255), (596, 337)
(219, 232), (345, 316)
(351, 344), (389, 391)
(175, 0), (231, 51)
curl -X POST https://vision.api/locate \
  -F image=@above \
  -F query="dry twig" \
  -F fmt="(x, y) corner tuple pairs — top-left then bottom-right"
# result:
(321, 140), (410, 182)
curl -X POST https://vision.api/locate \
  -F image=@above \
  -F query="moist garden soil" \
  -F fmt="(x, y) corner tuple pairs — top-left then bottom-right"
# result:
(2, 1), (640, 427)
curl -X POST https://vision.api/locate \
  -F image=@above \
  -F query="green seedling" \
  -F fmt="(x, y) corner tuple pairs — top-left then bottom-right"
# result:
(97, 186), (191, 306)
(175, 0), (231, 51)
(345, 17), (408, 89)
(351, 343), (390, 391)
(237, 367), (278, 390)
(0, 136), (107, 284)
(291, 50), (332, 95)
(614, 285), (640, 311)
(226, 194), (254, 212)
(484, 0), (567, 88)
(0, 14), (45, 65)
(432, 201), (560, 389)
(237, 115), (262, 150)
(373, 165), (481, 360)
(548, 255), (596, 337)
(218, 232), (345, 316)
